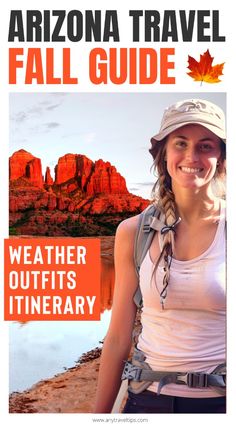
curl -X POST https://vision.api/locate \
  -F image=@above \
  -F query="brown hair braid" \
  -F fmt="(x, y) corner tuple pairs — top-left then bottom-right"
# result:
(151, 139), (179, 308)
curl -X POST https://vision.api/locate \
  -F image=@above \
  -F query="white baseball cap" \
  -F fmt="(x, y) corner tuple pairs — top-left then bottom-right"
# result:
(150, 99), (226, 159)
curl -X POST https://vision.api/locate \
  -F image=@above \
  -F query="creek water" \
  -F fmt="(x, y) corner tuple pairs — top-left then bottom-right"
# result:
(9, 237), (115, 393)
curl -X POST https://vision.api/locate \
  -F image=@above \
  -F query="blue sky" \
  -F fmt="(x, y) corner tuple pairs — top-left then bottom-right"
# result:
(9, 92), (226, 199)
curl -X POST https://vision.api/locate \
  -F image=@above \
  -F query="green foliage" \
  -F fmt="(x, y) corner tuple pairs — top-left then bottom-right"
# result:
(9, 226), (18, 235)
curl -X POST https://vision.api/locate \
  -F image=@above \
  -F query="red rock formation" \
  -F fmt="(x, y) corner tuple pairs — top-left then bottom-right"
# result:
(45, 167), (53, 185)
(86, 160), (128, 195)
(54, 154), (127, 195)
(9, 197), (20, 213)
(78, 194), (149, 215)
(55, 154), (78, 185)
(9, 149), (43, 188)
(68, 201), (76, 212)
(76, 155), (94, 191)
(9, 149), (150, 236)
(54, 154), (94, 186)
(47, 194), (57, 211)
(26, 158), (43, 187)
(9, 189), (50, 213)
(67, 183), (78, 193)
(9, 150), (34, 180)
(57, 197), (71, 211)
(55, 154), (93, 196)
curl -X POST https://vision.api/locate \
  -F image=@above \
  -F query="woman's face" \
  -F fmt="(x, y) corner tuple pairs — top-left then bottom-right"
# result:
(165, 124), (222, 191)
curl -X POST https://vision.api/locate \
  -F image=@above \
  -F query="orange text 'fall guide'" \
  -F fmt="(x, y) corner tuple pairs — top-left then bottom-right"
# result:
(4, 239), (101, 321)
(9, 47), (176, 85)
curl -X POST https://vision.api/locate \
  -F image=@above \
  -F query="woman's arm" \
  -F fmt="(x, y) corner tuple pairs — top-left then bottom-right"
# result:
(93, 215), (139, 413)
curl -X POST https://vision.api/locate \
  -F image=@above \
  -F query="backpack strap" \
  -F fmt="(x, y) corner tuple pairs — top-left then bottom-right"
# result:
(122, 359), (226, 396)
(133, 204), (165, 308)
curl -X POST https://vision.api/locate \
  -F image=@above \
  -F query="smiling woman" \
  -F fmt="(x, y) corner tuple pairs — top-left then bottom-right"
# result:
(94, 99), (226, 414)
(164, 124), (223, 190)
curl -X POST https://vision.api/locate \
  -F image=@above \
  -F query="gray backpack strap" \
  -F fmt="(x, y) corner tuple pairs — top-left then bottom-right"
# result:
(133, 204), (164, 308)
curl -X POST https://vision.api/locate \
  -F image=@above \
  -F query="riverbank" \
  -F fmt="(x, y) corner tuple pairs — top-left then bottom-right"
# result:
(9, 346), (103, 413)
(9, 311), (141, 413)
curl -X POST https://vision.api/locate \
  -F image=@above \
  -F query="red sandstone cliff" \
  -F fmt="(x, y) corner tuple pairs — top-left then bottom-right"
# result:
(86, 159), (128, 195)
(55, 154), (94, 189)
(45, 167), (53, 186)
(54, 154), (128, 195)
(9, 150), (150, 236)
(9, 149), (43, 188)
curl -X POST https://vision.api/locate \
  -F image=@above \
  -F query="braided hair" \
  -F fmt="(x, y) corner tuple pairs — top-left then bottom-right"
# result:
(151, 138), (179, 308)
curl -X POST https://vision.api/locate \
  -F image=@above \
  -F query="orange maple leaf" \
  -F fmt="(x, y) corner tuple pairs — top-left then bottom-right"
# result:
(187, 50), (224, 83)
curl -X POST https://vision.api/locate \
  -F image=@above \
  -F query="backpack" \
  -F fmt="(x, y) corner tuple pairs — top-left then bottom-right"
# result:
(133, 203), (165, 309)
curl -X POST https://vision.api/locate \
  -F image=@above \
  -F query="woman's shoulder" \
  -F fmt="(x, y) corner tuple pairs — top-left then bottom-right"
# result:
(116, 214), (140, 240)
(114, 215), (141, 261)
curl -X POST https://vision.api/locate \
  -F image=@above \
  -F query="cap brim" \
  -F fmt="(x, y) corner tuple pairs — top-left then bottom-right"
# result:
(152, 121), (226, 143)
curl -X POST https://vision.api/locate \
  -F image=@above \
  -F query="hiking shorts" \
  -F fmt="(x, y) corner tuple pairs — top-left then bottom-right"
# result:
(122, 390), (226, 413)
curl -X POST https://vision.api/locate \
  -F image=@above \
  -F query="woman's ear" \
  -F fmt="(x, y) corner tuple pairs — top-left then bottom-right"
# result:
(216, 158), (226, 177)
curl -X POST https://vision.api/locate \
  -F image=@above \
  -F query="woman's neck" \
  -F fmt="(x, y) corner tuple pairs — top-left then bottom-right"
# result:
(172, 186), (220, 224)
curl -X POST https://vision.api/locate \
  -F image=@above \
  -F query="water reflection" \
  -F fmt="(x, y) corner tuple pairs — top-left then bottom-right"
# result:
(100, 255), (115, 313)
(9, 237), (115, 393)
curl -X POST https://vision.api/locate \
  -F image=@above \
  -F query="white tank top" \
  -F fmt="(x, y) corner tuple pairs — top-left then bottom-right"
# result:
(137, 201), (226, 398)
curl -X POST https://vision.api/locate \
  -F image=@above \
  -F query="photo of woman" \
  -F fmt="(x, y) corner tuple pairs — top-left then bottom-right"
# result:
(94, 98), (226, 414)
